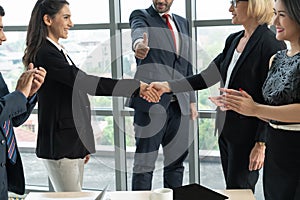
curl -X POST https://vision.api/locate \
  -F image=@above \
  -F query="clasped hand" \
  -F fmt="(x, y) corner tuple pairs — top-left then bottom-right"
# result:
(139, 81), (171, 103)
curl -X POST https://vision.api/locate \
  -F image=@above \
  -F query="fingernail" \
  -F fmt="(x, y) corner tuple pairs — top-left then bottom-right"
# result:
(239, 88), (243, 92)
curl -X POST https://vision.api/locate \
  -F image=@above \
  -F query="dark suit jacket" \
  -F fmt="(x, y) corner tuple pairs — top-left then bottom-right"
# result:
(127, 6), (195, 115)
(34, 40), (140, 160)
(0, 73), (37, 196)
(169, 24), (287, 143)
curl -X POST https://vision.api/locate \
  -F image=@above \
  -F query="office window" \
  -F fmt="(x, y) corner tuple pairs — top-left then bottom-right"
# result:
(196, 0), (231, 20)
(0, 1), (36, 25)
(68, 0), (110, 23)
(196, 26), (242, 110)
(121, 29), (136, 79)
(1, 0), (109, 25)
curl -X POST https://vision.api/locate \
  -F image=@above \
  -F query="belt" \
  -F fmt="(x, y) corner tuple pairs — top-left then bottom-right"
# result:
(170, 95), (178, 102)
(269, 122), (300, 131)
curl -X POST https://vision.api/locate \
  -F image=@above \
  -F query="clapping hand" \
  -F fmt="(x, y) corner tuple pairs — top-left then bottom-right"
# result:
(27, 63), (47, 97)
(15, 69), (35, 98)
(209, 88), (243, 111)
(217, 88), (258, 117)
(208, 95), (227, 111)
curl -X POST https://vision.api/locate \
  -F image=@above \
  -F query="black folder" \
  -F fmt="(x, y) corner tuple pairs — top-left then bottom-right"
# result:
(173, 183), (229, 200)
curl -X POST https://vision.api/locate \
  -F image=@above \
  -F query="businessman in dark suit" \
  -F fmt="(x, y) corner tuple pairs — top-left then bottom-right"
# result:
(128, 0), (198, 190)
(0, 5), (46, 199)
(147, 0), (287, 193)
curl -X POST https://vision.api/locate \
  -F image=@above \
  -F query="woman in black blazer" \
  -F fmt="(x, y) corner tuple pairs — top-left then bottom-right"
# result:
(147, 0), (286, 193)
(22, 0), (158, 192)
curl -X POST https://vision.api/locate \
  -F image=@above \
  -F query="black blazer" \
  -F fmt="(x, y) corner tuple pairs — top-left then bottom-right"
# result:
(127, 6), (195, 115)
(0, 73), (37, 196)
(34, 40), (140, 160)
(169, 24), (287, 143)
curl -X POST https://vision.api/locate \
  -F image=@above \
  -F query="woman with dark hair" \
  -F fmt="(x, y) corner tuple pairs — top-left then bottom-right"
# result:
(220, 0), (300, 199)
(23, 0), (158, 192)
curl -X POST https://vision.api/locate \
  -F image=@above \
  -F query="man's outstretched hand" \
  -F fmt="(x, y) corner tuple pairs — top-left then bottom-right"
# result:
(139, 81), (160, 103)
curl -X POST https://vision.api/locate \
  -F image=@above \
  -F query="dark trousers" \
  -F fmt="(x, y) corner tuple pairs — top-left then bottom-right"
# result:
(132, 102), (189, 190)
(218, 135), (259, 193)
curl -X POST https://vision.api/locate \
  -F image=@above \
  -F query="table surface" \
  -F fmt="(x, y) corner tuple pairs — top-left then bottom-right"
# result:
(25, 189), (256, 200)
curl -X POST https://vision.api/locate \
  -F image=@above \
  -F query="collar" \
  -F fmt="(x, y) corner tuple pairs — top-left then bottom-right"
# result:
(46, 37), (63, 51)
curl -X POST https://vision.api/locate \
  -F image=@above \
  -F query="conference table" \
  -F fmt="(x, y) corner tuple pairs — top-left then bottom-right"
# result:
(25, 189), (256, 200)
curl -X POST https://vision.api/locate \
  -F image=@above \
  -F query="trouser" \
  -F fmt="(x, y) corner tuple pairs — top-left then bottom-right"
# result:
(132, 101), (189, 190)
(218, 135), (259, 193)
(43, 158), (84, 192)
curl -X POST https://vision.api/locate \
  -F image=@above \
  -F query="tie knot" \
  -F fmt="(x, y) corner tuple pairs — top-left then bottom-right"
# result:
(162, 14), (170, 19)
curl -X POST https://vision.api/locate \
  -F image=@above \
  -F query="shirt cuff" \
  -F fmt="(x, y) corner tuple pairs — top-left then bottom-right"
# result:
(28, 93), (37, 104)
(133, 38), (144, 51)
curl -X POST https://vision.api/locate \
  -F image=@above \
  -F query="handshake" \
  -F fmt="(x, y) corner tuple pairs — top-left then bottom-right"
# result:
(139, 81), (172, 103)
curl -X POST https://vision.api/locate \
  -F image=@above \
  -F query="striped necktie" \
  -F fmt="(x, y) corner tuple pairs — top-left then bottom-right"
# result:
(2, 120), (17, 164)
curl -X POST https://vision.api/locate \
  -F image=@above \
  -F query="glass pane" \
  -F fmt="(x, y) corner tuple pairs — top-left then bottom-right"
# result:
(0, 1), (109, 25)
(0, 1), (36, 26)
(196, 0), (232, 20)
(121, 0), (186, 22)
(68, 0), (109, 23)
(196, 26), (242, 110)
(122, 29), (136, 79)
(0, 32), (26, 92)
(198, 118), (224, 189)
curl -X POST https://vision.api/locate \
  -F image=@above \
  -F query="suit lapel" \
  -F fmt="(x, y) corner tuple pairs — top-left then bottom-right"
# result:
(220, 33), (242, 80)
(227, 25), (265, 86)
(147, 6), (176, 53)
(173, 14), (184, 55)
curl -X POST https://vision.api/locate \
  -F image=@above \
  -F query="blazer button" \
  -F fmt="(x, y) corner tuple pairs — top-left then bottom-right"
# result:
(0, 162), (5, 167)
(1, 140), (5, 145)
